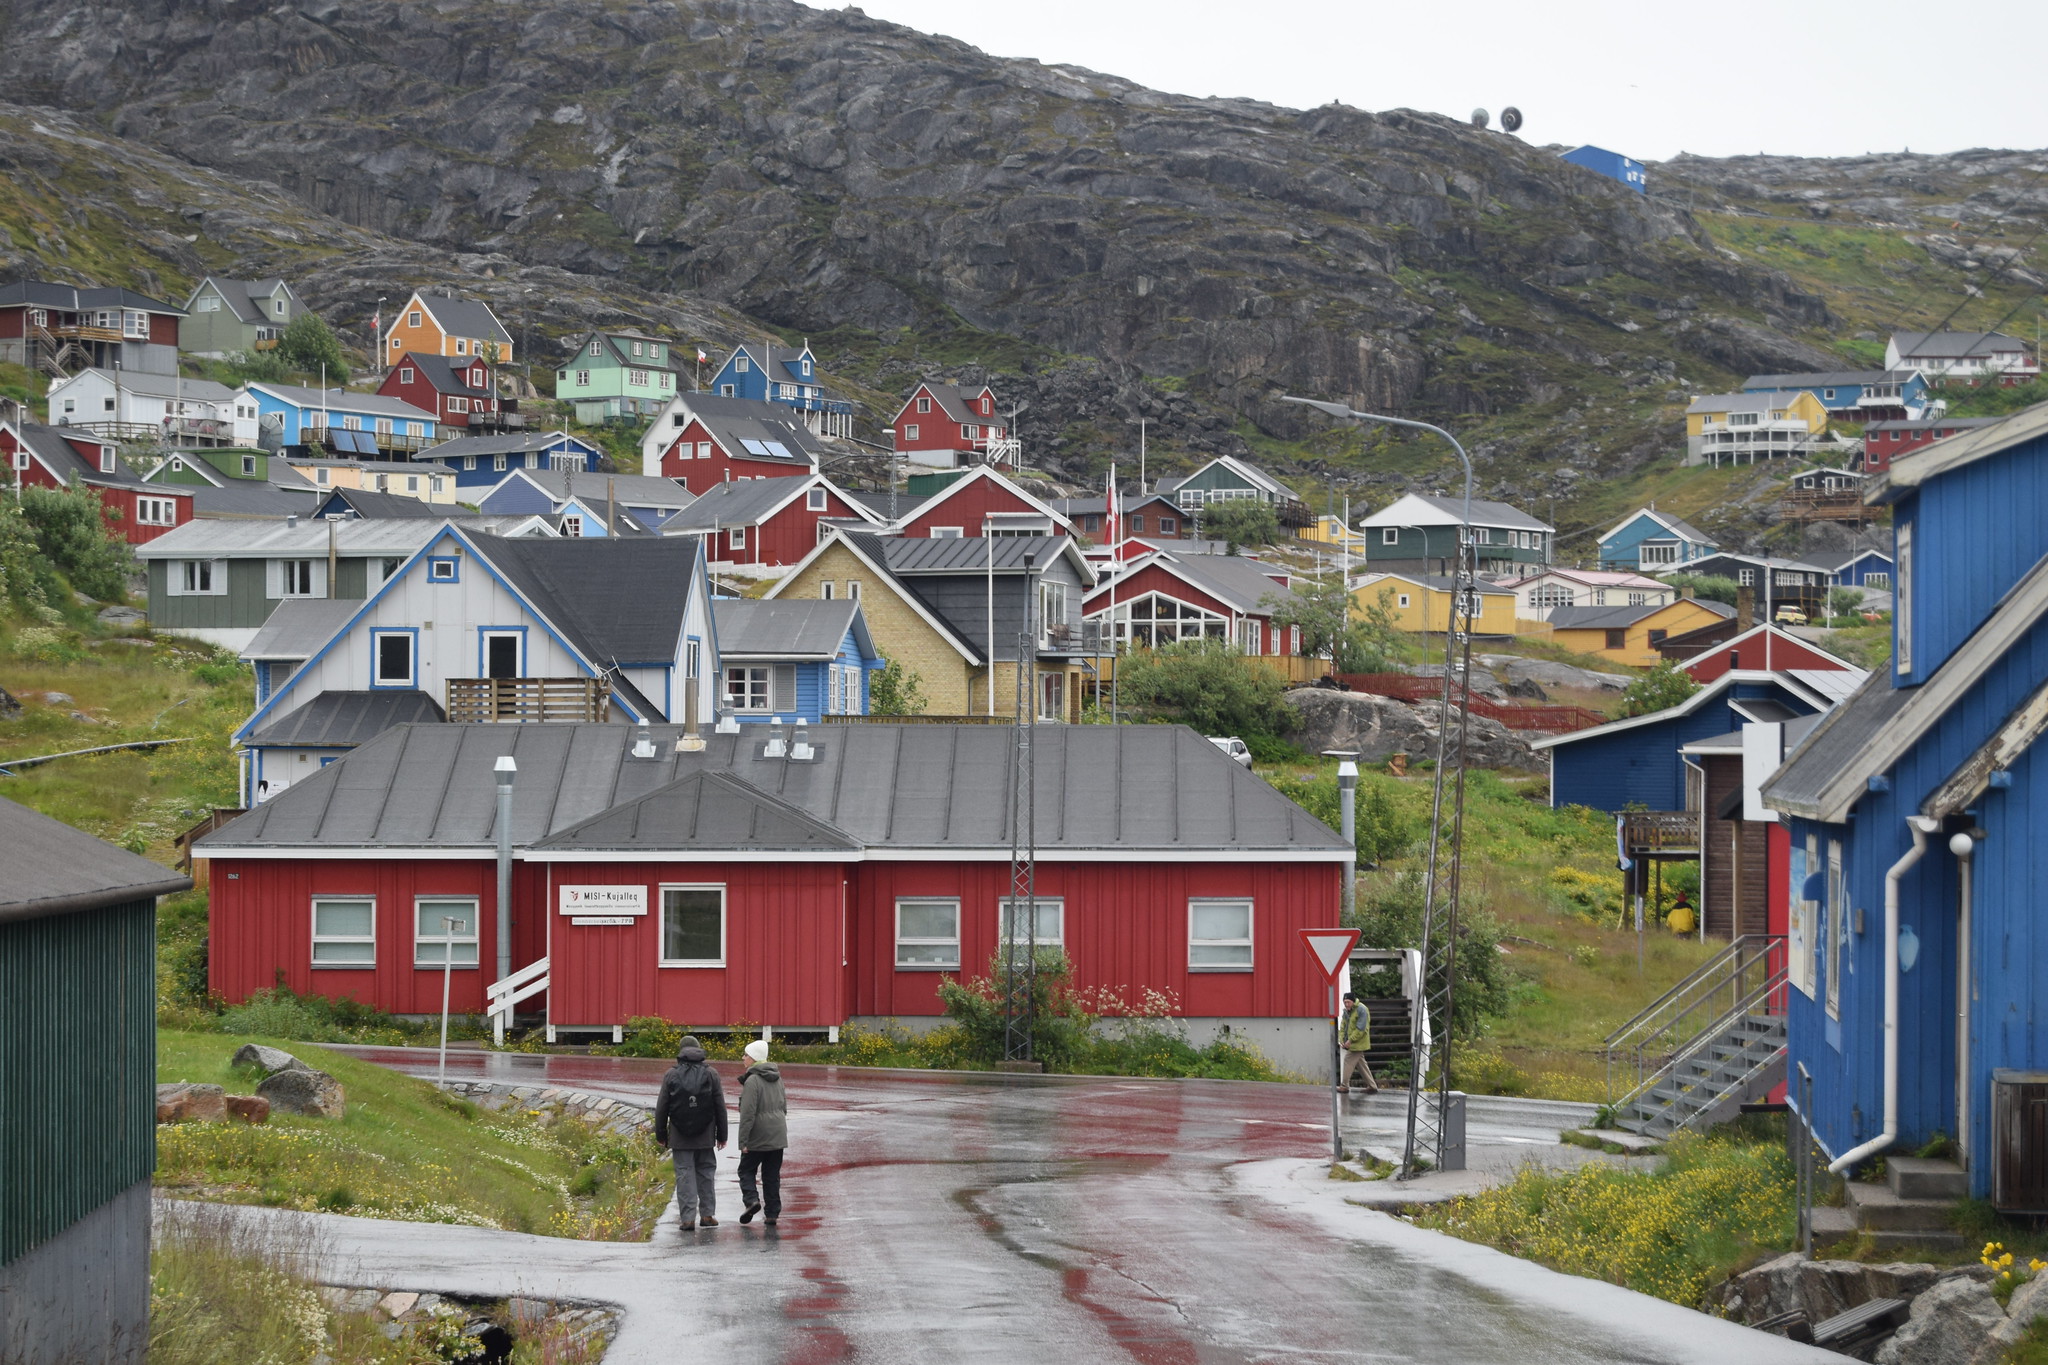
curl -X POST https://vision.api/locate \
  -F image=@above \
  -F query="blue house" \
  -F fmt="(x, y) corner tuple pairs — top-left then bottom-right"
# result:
(238, 382), (438, 455)
(1806, 546), (1895, 593)
(475, 467), (696, 536)
(1746, 369), (1928, 420)
(414, 431), (605, 489)
(707, 342), (855, 438)
(1597, 507), (1719, 573)
(1763, 405), (2048, 1198)
(710, 597), (882, 723)
(1535, 669), (1853, 814)
(1560, 145), (1646, 193)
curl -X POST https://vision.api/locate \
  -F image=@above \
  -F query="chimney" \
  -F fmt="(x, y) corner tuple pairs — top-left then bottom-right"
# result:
(1736, 586), (1754, 632)
(286, 513), (298, 529)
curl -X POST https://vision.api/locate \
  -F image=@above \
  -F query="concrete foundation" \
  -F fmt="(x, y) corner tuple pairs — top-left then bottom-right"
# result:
(0, 1180), (150, 1365)
(847, 1015), (1334, 1081)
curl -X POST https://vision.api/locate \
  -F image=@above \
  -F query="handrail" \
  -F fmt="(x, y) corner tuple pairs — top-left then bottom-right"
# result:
(487, 954), (550, 1002)
(1604, 934), (1779, 1049)
(1615, 962), (1789, 1117)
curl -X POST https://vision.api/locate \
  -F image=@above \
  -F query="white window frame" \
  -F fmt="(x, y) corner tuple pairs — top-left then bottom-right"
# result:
(903, 423), (920, 441)
(916, 395), (931, 413)
(728, 525), (747, 551)
(311, 896), (376, 967)
(400, 366), (415, 384)
(413, 896), (480, 968)
(371, 629), (416, 687)
(895, 898), (961, 969)
(997, 897), (1064, 958)
(724, 665), (772, 712)
(806, 487), (828, 511)
(929, 526), (963, 539)
(1894, 522), (1913, 675)
(562, 515), (584, 537)
(1381, 526), (1398, 545)
(274, 558), (320, 598)
(820, 581), (836, 601)
(658, 884), (727, 967)
(1825, 840), (1845, 1019)
(1188, 898), (1254, 971)
(845, 579), (861, 600)
(172, 559), (225, 596)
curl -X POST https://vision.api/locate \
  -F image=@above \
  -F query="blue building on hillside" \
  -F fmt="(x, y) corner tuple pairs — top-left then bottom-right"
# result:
(1535, 671), (1845, 813)
(707, 342), (855, 438)
(1597, 507), (1720, 572)
(1560, 145), (1646, 193)
(474, 468), (695, 536)
(1806, 547), (1896, 593)
(710, 597), (881, 723)
(413, 432), (604, 489)
(1744, 370), (1928, 420)
(240, 382), (438, 454)
(1764, 405), (2048, 1199)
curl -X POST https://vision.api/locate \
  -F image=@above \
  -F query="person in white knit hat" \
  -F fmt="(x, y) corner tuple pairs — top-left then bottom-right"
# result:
(736, 1038), (788, 1226)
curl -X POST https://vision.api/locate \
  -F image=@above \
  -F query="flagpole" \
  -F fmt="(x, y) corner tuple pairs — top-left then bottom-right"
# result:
(1107, 463), (1119, 725)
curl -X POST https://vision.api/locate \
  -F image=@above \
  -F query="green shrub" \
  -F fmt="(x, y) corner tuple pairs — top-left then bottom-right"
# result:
(868, 658), (927, 716)
(216, 984), (433, 1044)
(1349, 869), (1513, 1039)
(19, 483), (133, 601)
(610, 1015), (684, 1058)
(1197, 500), (1280, 549)
(1115, 638), (1297, 738)
(1269, 771), (1415, 864)
(1620, 661), (1701, 718)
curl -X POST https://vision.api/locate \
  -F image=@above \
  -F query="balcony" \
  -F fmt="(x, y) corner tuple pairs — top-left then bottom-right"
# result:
(1040, 621), (1111, 656)
(1621, 810), (1700, 857)
(465, 408), (527, 434)
(446, 677), (611, 724)
(50, 323), (128, 344)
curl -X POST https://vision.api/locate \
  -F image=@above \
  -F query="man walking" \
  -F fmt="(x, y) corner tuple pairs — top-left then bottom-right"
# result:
(736, 1038), (788, 1227)
(1337, 993), (1379, 1094)
(654, 1034), (727, 1230)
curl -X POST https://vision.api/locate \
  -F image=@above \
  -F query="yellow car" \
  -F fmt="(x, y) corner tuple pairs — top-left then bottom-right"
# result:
(1773, 605), (1808, 626)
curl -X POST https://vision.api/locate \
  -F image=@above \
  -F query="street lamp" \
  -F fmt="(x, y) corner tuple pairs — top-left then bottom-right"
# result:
(1281, 397), (1473, 546)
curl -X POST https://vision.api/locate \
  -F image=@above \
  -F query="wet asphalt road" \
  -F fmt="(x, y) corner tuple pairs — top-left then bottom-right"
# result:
(332, 1048), (1832, 1364)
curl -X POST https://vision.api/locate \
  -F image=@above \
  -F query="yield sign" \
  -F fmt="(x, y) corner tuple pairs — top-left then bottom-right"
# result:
(1299, 928), (1361, 983)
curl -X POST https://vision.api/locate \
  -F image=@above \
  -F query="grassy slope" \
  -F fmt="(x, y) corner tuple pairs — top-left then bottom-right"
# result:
(156, 1033), (670, 1238)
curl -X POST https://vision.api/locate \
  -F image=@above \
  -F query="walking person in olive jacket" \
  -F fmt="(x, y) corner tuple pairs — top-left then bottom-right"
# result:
(1337, 993), (1380, 1094)
(736, 1038), (787, 1226)
(653, 1035), (727, 1230)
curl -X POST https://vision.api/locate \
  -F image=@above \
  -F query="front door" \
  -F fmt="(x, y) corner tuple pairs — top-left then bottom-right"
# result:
(485, 633), (521, 680)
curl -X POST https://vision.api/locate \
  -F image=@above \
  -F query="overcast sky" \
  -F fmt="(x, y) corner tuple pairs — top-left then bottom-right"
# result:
(845, 1), (2048, 162)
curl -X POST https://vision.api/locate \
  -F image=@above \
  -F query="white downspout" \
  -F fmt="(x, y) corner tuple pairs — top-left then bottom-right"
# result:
(1829, 814), (1938, 1174)
(1951, 832), (1975, 1166)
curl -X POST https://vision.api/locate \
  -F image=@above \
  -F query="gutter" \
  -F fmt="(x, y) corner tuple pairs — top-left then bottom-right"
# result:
(0, 875), (194, 924)
(1828, 814), (1938, 1174)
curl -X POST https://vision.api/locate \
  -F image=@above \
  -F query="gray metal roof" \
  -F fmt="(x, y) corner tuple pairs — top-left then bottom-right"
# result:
(242, 599), (365, 660)
(537, 771), (864, 853)
(713, 598), (867, 659)
(1891, 330), (2029, 359)
(474, 533), (698, 665)
(674, 394), (830, 466)
(245, 689), (445, 746)
(1761, 672), (1913, 815)
(0, 280), (184, 315)
(1744, 370), (1903, 389)
(397, 352), (493, 397)
(186, 481), (324, 520)
(0, 796), (191, 922)
(314, 487), (450, 519)
(1687, 391), (1806, 415)
(53, 368), (238, 403)
(878, 533), (1077, 575)
(1145, 551), (1299, 614)
(11, 421), (147, 488)
(501, 468), (695, 510)
(196, 723), (1349, 856)
(1359, 492), (1554, 532)
(136, 518), (455, 558)
(418, 430), (600, 460)
(244, 383), (439, 422)
(1548, 600), (1734, 630)
(1864, 417), (2003, 433)
(189, 277), (291, 325)
(658, 474), (815, 530)
(418, 294), (511, 345)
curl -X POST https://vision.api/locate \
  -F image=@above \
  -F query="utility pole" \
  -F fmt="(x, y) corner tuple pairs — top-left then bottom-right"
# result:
(1001, 553), (1040, 1066)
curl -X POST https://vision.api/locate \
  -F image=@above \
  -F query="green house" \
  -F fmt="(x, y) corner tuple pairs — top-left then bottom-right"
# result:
(179, 277), (308, 359)
(1358, 492), (1555, 576)
(1156, 456), (1310, 527)
(142, 448), (294, 487)
(556, 330), (681, 423)
(0, 797), (189, 1364)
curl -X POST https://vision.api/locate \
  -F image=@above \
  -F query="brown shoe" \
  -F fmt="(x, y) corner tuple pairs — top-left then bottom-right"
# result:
(681, 1219), (696, 1231)
(1335, 1086), (1350, 1093)
(698, 1215), (720, 1227)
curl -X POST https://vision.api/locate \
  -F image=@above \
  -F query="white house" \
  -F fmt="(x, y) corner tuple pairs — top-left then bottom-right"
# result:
(1499, 568), (1676, 619)
(45, 369), (257, 447)
(1885, 330), (2038, 386)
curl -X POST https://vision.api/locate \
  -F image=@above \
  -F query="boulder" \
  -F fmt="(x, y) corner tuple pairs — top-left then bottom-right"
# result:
(41, 692), (73, 706)
(1475, 655), (1634, 693)
(1876, 1276), (2004, 1365)
(156, 1082), (227, 1123)
(1409, 663), (1506, 699)
(1281, 687), (1539, 771)
(0, 686), (19, 720)
(257, 1067), (346, 1118)
(224, 1094), (271, 1124)
(1975, 1275), (2048, 1362)
(232, 1043), (308, 1076)
(1502, 676), (1549, 702)
(96, 605), (146, 627)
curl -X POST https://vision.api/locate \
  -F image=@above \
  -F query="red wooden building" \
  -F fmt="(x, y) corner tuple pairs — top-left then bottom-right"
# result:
(659, 473), (882, 567)
(888, 381), (1005, 468)
(0, 280), (184, 377)
(1858, 416), (2003, 474)
(1, 419), (193, 543)
(643, 394), (828, 495)
(195, 722), (1347, 1073)
(1082, 549), (1300, 655)
(1678, 623), (1859, 683)
(890, 465), (1074, 538)
(377, 352), (504, 431)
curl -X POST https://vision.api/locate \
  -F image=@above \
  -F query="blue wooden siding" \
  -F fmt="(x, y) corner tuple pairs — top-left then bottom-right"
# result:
(1787, 614), (2048, 1191)
(1598, 513), (1716, 570)
(1898, 427), (2048, 682)
(477, 479), (554, 516)
(1550, 682), (1819, 813)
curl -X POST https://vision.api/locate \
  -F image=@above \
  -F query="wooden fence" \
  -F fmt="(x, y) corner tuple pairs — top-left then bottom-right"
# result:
(446, 677), (610, 724)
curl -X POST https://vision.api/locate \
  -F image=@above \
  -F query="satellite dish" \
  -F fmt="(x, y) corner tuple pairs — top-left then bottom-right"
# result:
(1470, 108), (1489, 129)
(1500, 106), (1523, 133)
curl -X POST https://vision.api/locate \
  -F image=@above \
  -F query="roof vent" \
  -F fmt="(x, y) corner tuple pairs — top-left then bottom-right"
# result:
(715, 714), (741, 735)
(790, 718), (814, 762)
(630, 724), (657, 760)
(286, 513), (298, 529)
(763, 716), (786, 759)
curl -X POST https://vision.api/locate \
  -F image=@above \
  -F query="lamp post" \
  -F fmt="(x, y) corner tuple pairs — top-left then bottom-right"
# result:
(1325, 751), (1360, 918)
(492, 755), (516, 1043)
(883, 426), (898, 523)
(436, 912), (461, 1090)
(1281, 398), (1472, 535)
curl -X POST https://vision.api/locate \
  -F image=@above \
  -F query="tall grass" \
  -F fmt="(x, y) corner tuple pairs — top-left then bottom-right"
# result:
(151, 1205), (334, 1365)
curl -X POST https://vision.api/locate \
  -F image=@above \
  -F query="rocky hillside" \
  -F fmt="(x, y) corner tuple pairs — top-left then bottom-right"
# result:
(0, 0), (2041, 543)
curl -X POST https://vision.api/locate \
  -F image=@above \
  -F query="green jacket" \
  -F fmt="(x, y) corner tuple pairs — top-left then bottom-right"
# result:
(1340, 1003), (1372, 1051)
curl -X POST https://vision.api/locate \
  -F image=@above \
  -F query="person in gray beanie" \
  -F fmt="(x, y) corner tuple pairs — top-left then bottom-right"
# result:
(736, 1038), (787, 1226)
(653, 1034), (726, 1230)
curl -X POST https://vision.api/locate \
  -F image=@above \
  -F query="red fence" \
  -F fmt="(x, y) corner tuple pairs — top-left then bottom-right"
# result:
(1332, 674), (1607, 735)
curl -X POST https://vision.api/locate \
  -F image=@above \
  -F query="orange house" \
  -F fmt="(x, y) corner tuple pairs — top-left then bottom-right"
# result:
(382, 292), (514, 367)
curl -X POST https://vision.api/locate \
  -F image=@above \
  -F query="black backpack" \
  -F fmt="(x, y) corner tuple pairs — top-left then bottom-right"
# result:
(669, 1063), (720, 1138)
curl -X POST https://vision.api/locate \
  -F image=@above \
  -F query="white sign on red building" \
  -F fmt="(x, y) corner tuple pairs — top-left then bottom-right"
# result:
(559, 885), (647, 919)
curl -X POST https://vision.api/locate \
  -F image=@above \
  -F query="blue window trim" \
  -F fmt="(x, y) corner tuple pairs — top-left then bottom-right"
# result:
(476, 625), (529, 678)
(319, 755), (339, 767)
(369, 626), (421, 690)
(426, 555), (462, 583)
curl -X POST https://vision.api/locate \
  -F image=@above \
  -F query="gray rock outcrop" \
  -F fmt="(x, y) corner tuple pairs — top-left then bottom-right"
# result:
(257, 1067), (347, 1119)
(1282, 688), (1539, 771)
(232, 1043), (308, 1076)
(1876, 1276), (2004, 1365)
(1476, 656), (1635, 694)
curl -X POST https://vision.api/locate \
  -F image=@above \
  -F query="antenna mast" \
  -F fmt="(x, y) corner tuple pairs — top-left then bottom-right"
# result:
(1001, 551), (1040, 1063)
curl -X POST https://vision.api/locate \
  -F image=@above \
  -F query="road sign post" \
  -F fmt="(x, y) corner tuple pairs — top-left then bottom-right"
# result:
(1300, 929), (1363, 1164)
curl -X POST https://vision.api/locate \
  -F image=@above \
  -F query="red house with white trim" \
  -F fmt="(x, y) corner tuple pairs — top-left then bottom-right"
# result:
(1676, 622), (1861, 683)
(1083, 548), (1301, 656)
(195, 722), (1347, 1074)
(659, 473), (883, 568)
(889, 381), (1006, 468)
(890, 465), (1074, 539)
(641, 394), (828, 495)
(376, 352), (506, 431)
(1, 419), (193, 543)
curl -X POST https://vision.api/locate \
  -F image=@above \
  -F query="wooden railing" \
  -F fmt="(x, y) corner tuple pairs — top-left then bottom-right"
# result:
(1621, 809), (1701, 854)
(50, 323), (126, 343)
(174, 807), (248, 874)
(446, 677), (610, 724)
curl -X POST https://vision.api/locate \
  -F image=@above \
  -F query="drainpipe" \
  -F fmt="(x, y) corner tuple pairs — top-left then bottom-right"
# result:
(1951, 831), (1975, 1165)
(492, 755), (517, 1044)
(1829, 814), (1938, 1174)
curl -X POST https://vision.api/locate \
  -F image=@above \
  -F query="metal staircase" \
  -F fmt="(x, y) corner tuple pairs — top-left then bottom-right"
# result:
(1606, 934), (1787, 1138)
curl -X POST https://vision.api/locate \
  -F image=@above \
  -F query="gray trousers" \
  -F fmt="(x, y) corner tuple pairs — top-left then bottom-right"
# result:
(672, 1147), (717, 1221)
(1341, 1050), (1377, 1089)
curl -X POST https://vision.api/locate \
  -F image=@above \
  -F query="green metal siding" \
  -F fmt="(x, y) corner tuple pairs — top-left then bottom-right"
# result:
(0, 899), (155, 1266)
(148, 557), (376, 629)
(151, 465), (213, 487)
(336, 559), (370, 598)
(1181, 466), (1265, 500)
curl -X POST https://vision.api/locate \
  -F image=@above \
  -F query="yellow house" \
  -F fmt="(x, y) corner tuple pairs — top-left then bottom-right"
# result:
(1685, 389), (1828, 465)
(382, 291), (514, 369)
(284, 457), (464, 505)
(1544, 598), (1735, 667)
(1350, 573), (1518, 636)
(1299, 513), (1368, 552)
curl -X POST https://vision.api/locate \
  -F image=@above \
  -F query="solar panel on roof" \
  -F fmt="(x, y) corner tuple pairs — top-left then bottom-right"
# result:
(341, 429), (376, 455)
(762, 441), (791, 459)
